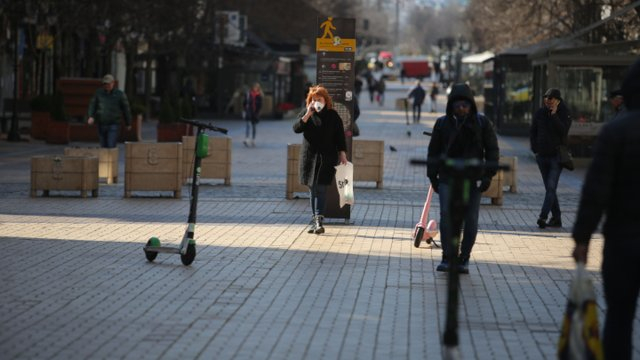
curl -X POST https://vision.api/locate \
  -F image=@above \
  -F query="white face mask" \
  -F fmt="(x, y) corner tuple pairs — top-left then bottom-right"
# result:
(314, 101), (324, 112)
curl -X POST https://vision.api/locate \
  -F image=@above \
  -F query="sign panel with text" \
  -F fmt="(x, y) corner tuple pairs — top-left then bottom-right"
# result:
(316, 17), (356, 220)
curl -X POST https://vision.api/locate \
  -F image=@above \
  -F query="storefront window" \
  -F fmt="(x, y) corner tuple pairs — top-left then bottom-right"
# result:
(502, 72), (532, 126)
(555, 67), (603, 136)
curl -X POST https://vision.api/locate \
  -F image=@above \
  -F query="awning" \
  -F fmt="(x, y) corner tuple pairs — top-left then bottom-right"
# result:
(462, 51), (495, 64)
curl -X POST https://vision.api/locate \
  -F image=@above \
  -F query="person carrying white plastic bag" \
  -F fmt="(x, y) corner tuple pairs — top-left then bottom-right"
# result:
(557, 262), (603, 360)
(335, 162), (354, 208)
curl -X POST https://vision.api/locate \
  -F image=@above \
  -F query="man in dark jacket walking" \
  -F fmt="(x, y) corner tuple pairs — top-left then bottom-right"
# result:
(530, 88), (572, 228)
(87, 74), (132, 148)
(427, 83), (499, 274)
(407, 80), (427, 123)
(572, 58), (640, 360)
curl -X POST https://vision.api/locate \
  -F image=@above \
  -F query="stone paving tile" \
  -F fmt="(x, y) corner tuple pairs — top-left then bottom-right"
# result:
(0, 83), (638, 359)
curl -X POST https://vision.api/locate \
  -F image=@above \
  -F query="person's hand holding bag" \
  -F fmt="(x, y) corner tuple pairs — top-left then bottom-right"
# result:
(478, 176), (492, 193)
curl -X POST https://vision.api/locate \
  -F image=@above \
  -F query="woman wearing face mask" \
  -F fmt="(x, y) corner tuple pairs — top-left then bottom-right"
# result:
(293, 85), (348, 234)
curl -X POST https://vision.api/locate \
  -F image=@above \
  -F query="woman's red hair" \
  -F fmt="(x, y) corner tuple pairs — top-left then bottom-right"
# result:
(305, 85), (333, 110)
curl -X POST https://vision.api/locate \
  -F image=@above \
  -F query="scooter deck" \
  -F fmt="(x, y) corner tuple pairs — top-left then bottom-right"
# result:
(143, 246), (184, 255)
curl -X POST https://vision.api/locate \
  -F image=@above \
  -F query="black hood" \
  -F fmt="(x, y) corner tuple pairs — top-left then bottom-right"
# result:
(446, 83), (478, 116)
(622, 57), (640, 110)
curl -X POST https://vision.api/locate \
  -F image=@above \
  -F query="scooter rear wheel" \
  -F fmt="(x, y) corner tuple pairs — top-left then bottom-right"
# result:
(180, 243), (196, 266)
(414, 227), (425, 248)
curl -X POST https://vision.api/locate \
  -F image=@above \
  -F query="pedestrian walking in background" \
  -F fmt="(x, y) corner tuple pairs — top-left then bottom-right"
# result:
(430, 82), (439, 112)
(243, 82), (263, 147)
(609, 89), (626, 120)
(293, 85), (348, 235)
(572, 58), (640, 360)
(407, 80), (427, 123)
(427, 83), (499, 274)
(364, 69), (376, 104)
(530, 88), (572, 228)
(86, 74), (132, 148)
(375, 75), (386, 106)
(354, 76), (363, 99)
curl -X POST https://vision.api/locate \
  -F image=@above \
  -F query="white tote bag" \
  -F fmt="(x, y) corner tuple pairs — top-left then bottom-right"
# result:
(334, 162), (354, 208)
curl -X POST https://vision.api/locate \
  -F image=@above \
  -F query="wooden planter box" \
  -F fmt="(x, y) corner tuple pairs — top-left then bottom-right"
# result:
(352, 139), (384, 189)
(64, 147), (119, 184)
(31, 111), (50, 140)
(182, 136), (231, 185)
(481, 170), (504, 205)
(124, 142), (183, 198)
(70, 123), (99, 142)
(286, 144), (309, 199)
(31, 155), (99, 198)
(500, 156), (518, 193)
(157, 123), (192, 142)
(46, 121), (70, 144)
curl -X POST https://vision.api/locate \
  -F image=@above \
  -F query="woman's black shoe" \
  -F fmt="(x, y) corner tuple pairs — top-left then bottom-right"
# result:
(537, 218), (547, 228)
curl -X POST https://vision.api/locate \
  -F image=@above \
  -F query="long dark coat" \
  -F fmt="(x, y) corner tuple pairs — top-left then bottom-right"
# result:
(293, 108), (347, 186)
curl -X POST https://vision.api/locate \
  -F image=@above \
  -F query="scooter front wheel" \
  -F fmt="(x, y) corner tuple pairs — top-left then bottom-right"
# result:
(181, 243), (196, 266)
(414, 227), (425, 248)
(144, 237), (160, 262)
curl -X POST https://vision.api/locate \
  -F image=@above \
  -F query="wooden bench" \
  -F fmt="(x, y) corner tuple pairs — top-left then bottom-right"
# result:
(500, 156), (517, 193)
(481, 170), (504, 205)
(31, 155), (99, 198)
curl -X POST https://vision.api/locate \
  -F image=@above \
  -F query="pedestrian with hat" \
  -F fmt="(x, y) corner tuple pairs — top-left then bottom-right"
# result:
(609, 89), (626, 120)
(530, 88), (572, 228)
(87, 74), (132, 148)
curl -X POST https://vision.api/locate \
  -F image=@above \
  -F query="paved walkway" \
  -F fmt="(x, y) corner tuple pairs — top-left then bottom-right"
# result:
(0, 82), (637, 359)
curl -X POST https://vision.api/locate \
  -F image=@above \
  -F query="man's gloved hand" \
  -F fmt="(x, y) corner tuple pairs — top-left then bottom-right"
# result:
(429, 177), (439, 193)
(478, 176), (492, 193)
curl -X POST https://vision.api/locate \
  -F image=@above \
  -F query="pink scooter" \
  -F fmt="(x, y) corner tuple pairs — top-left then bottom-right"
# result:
(412, 130), (439, 248)
(413, 184), (440, 248)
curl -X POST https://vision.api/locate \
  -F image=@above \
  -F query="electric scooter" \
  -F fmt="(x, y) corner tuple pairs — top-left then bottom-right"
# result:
(411, 157), (509, 359)
(143, 118), (228, 266)
(413, 131), (439, 248)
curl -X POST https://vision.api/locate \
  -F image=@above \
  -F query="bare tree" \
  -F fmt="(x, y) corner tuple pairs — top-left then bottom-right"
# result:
(466, 0), (640, 52)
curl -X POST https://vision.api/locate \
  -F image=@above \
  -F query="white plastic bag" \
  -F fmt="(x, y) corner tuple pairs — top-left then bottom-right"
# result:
(557, 262), (603, 360)
(335, 162), (354, 208)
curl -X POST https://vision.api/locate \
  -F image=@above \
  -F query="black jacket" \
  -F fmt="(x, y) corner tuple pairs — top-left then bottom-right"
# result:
(293, 108), (347, 186)
(530, 101), (571, 156)
(408, 85), (426, 104)
(573, 58), (640, 246)
(427, 84), (499, 182)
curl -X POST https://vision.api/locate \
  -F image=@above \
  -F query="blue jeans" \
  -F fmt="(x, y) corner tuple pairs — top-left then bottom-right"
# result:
(245, 120), (256, 139)
(535, 154), (563, 219)
(98, 124), (120, 148)
(438, 181), (482, 260)
(309, 183), (327, 216)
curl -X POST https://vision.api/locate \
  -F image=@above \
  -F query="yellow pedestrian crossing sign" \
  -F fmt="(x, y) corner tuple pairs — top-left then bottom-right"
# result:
(316, 17), (355, 52)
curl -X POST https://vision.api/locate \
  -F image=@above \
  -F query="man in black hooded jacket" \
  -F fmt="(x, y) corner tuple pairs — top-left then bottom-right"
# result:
(427, 83), (499, 274)
(572, 58), (640, 360)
